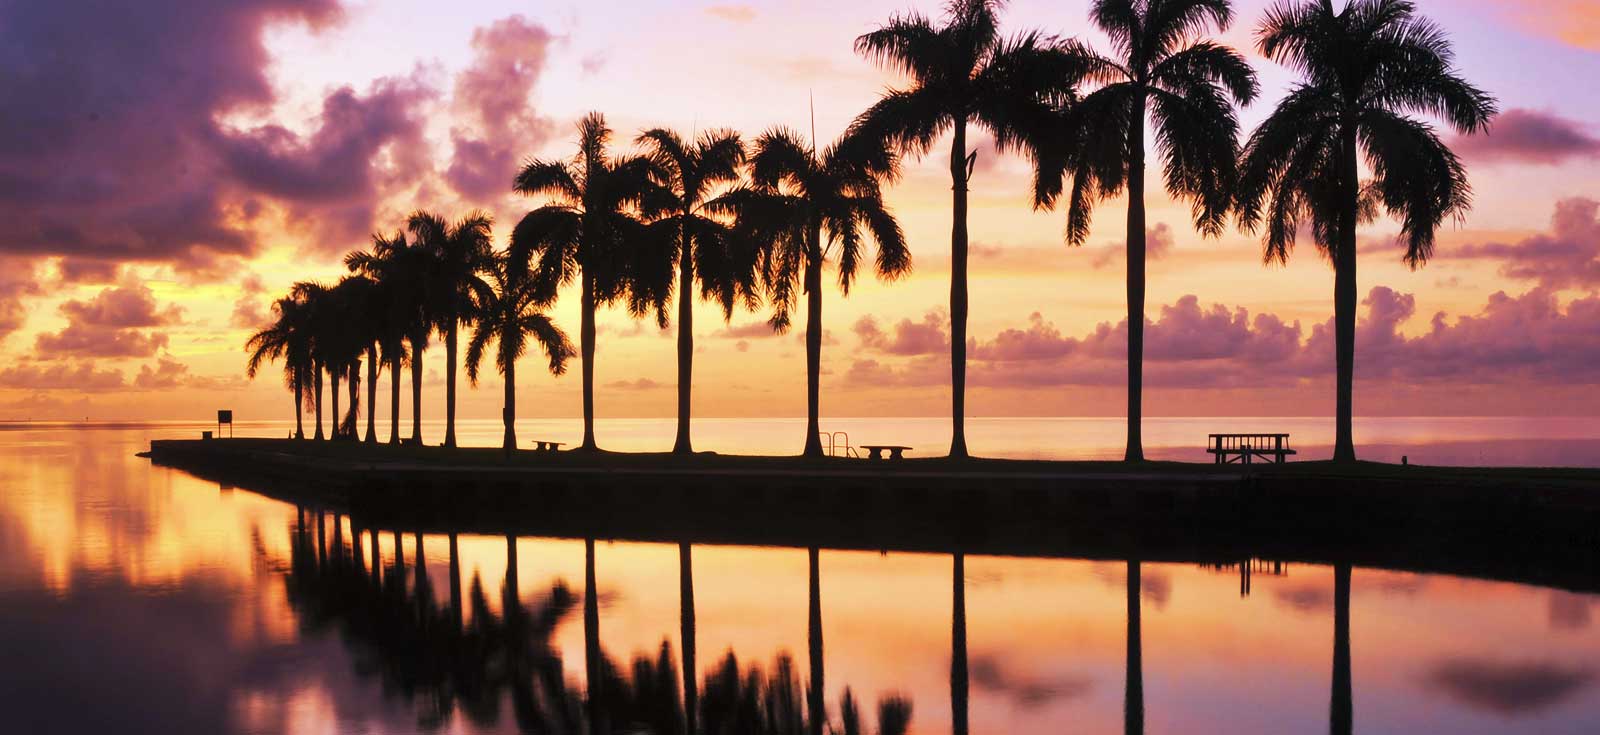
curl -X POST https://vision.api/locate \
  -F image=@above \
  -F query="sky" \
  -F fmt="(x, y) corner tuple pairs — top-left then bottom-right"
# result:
(1, 0), (1598, 423)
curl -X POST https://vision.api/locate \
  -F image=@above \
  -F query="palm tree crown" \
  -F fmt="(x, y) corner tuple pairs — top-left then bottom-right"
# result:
(853, 0), (1085, 458)
(245, 294), (314, 440)
(1236, 0), (1496, 461)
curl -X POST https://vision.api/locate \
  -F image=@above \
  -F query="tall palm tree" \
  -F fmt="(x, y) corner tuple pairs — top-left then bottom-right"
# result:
(346, 231), (420, 445)
(292, 280), (332, 440)
(464, 253), (575, 453)
(729, 127), (910, 457)
(513, 113), (672, 452)
(409, 210), (496, 449)
(328, 275), (376, 440)
(1236, 0), (1495, 461)
(636, 126), (759, 455)
(245, 294), (314, 439)
(1034, 0), (1259, 462)
(854, 0), (1084, 458)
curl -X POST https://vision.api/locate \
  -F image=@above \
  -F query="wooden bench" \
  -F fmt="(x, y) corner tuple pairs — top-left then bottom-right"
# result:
(860, 444), (912, 460)
(530, 440), (565, 453)
(1207, 434), (1296, 464)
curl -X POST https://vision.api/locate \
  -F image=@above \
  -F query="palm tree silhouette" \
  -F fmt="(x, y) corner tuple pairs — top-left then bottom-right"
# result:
(1125, 560), (1144, 735)
(292, 280), (332, 440)
(1331, 563), (1352, 735)
(729, 127), (910, 458)
(1035, 0), (1259, 462)
(514, 113), (671, 452)
(1235, 0), (1495, 462)
(409, 210), (496, 449)
(245, 293), (315, 439)
(853, 0), (1084, 458)
(346, 230), (420, 444)
(328, 275), (376, 439)
(464, 251), (575, 453)
(636, 127), (757, 455)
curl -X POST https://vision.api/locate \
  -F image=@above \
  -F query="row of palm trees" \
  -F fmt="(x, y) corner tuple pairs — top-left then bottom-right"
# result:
(249, 0), (1494, 462)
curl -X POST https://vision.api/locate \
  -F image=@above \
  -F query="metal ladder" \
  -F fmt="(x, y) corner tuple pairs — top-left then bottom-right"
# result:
(819, 431), (858, 458)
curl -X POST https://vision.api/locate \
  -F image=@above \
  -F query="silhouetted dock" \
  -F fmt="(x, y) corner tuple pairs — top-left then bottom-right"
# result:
(147, 438), (1600, 593)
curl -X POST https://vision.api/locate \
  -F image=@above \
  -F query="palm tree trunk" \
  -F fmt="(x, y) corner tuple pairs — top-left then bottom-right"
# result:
(948, 120), (971, 459)
(673, 217), (694, 455)
(389, 349), (402, 444)
(1126, 560), (1144, 735)
(1334, 128), (1359, 462)
(448, 532), (462, 631)
(502, 351), (517, 453)
(330, 367), (342, 441)
(313, 366), (325, 441)
(1125, 98), (1147, 463)
(346, 362), (358, 438)
(585, 538), (607, 735)
(1331, 563), (1353, 735)
(365, 347), (378, 443)
(293, 368), (305, 440)
(445, 320), (458, 449)
(951, 552), (968, 735)
(807, 547), (824, 735)
(680, 543), (697, 735)
(803, 231), (825, 459)
(410, 339), (424, 444)
(581, 272), (598, 451)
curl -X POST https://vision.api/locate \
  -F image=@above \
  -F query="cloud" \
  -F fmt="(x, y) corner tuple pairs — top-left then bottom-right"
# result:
(445, 15), (556, 202)
(706, 4), (756, 23)
(220, 73), (435, 250)
(134, 357), (244, 391)
(847, 282), (1600, 391)
(57, 279), (184, 329)
(0, 362), (125, 392)
(231, 274), (270, 329)
(35, 327), (169, 359)
(1090, 223), (1176, 269)
(1495, 1), (1600, 52)
(606, 377), (661, 390)
(0, 0), (349, 271)
(0, 258), (47, 343)
(1453, 109), (1600, 165)
(716, 321), (779, 339)
(968, 655), (1093, 709)
(1423, 658), (1595, 715)
(1455, 198), (1600, 290)
(854, 310), (949, 356)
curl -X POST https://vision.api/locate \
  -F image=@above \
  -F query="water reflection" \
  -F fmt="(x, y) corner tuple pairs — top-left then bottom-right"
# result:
(2, 426), (1599, 734)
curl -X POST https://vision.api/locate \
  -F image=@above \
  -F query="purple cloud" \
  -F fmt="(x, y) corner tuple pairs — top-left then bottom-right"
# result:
(1455, 198), (1600, 289)
(853, 310), (950, 356)
(445, 15), (556, 202)
(0, 362), (125, 392)
(1453, 109), (1600, 165)
(33, 279), (182, 359)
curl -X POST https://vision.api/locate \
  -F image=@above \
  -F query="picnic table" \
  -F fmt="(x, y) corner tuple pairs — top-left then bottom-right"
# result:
(1207, 434), (1296, 464)
(530, 440), (565, 453)
(859, 444), (912, 460)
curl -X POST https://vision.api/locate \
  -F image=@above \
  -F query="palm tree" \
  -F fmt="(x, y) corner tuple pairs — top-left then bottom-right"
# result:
(513, 113), (671, 452)
(729, 127), (910, 457)
(245, 293), (314, 439)
(636, 127), (759, 455)
(292, 281), (332, 440)
(346, 231), (421, 445)
(1236, 0), (1495, 461)
(328, 275), (376, 440)
(1034, 0), (1258, 462)
(854, 0), (1084, 458)
(464, 252), (575, 453)
(409, 210), (496, 449)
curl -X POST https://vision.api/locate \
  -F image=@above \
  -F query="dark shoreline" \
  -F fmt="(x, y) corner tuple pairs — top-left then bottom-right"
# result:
(147, 438), (1600, 593)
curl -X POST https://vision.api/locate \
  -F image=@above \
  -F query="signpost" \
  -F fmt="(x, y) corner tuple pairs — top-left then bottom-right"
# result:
(217, 410), (233, 438)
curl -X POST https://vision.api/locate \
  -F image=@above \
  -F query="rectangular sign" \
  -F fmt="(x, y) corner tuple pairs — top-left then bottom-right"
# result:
(217, 410), (233, 424)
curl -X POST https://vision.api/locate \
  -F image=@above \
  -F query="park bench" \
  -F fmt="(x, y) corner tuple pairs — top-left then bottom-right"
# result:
(530, 440), (565, 453)
(860, 444), (912, 460)
(1207, 433), (1296, 464)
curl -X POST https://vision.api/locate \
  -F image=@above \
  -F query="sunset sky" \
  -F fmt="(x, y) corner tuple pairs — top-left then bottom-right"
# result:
(2, 0), (1598, 423)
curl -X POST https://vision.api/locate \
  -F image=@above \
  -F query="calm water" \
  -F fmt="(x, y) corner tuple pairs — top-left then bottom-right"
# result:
(1, 421), (1598, 734)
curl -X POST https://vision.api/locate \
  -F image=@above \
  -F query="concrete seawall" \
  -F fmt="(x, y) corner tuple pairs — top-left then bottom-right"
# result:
(147, 438), (1600, 592)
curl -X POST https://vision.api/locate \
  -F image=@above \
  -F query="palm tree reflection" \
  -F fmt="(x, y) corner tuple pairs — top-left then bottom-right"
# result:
(283, 526), (912, 735)
(1126, 560), (1144, 735)
(1331, 563), (1352, 735)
